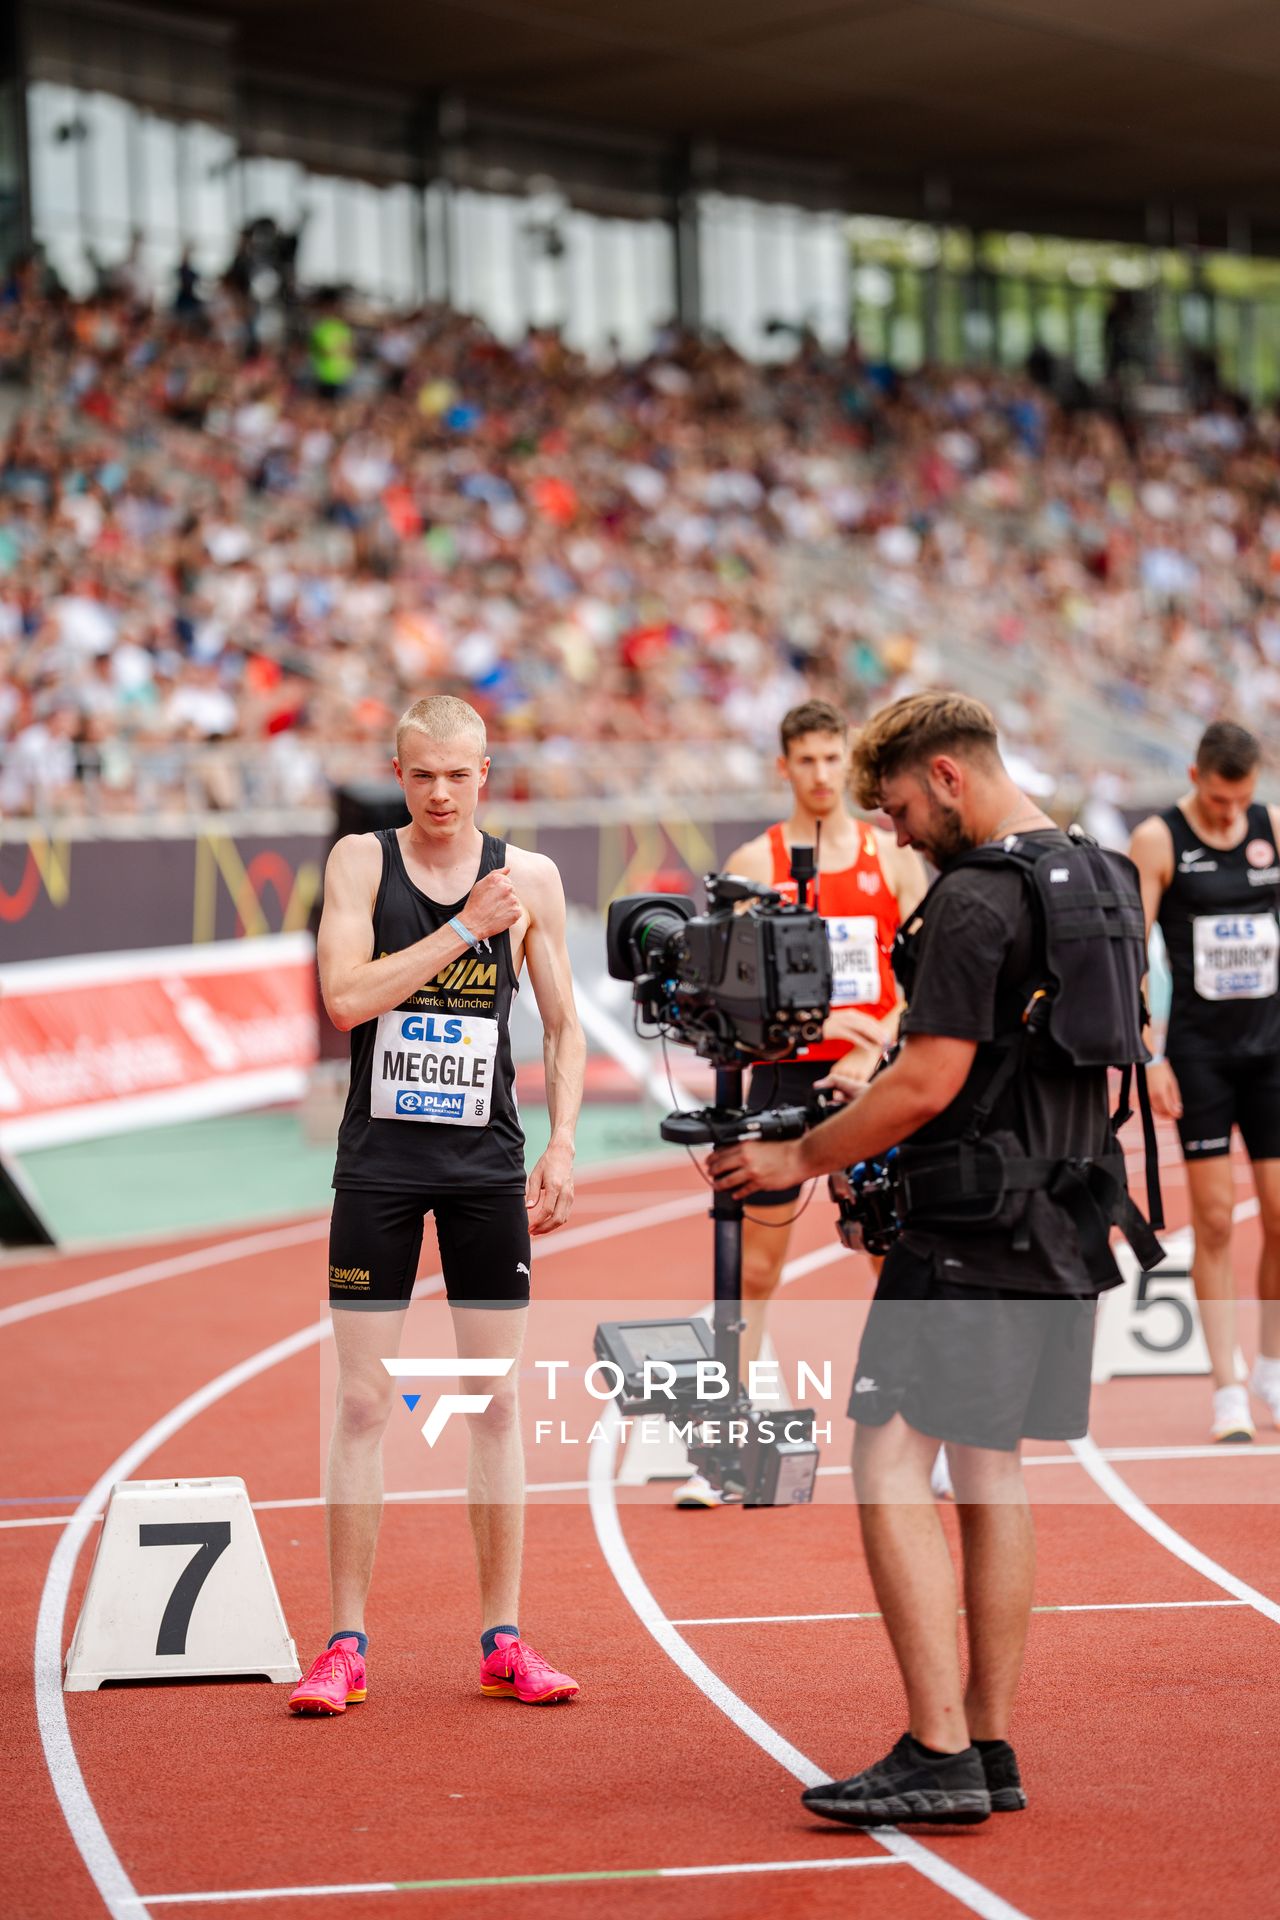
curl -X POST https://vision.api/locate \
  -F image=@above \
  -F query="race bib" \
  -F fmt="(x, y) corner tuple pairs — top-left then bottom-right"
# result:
(1192, 912), (1280, 1001)
(371, 1010), (499, 1126)
(825, 914), (882, 1007)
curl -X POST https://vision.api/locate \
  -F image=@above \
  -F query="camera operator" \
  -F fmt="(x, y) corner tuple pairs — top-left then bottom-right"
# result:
(710, 691), (1122, 1828)
(677, 700), (924, 1509)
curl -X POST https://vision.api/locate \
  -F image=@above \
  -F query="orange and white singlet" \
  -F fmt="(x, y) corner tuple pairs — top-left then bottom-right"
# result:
(767, 821), (900, 1062)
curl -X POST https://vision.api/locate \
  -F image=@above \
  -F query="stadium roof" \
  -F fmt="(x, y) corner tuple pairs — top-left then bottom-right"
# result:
(193, 0), (1280, 248)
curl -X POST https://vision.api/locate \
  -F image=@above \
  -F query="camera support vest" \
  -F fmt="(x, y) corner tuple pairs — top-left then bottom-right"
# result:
(890, 829), (1165, 1287)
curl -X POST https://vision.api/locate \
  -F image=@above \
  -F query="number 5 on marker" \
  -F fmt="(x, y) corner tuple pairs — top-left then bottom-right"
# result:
(1130, 1266), (1195, 1355)
(1090, 1230), (1211, 1384)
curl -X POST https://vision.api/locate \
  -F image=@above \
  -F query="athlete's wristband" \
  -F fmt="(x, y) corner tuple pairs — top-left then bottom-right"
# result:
(448, 915), (490, 953)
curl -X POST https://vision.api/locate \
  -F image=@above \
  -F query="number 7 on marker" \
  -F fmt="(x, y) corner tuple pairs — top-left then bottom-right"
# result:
(139, 1521), (232, 1656)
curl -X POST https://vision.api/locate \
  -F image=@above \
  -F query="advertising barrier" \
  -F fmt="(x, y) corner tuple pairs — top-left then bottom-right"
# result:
(0, 933), (318, 1152)
(0, 809), (767, 960)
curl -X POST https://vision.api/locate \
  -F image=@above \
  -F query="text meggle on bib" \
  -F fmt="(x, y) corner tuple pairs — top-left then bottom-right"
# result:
(372, 1011), (500, 1125)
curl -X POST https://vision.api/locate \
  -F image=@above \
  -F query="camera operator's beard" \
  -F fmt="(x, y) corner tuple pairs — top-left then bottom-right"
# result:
(920, 796), (975, 869)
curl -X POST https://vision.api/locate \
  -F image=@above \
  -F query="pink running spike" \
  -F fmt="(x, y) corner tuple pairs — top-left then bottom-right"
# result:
(288, 1636), (367, 1715)
(479, 1632), (579, 1703)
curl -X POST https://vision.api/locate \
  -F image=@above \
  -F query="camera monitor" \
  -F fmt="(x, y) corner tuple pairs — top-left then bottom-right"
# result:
(593, 1316), (717, 1408)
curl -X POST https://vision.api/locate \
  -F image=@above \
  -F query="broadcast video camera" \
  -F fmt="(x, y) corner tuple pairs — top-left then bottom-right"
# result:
(605, 865), (832, 1067)
(595, 853), (834, 1505)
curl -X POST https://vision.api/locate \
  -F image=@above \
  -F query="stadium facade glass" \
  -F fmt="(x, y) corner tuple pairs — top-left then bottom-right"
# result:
(11, 0), (1280, 395)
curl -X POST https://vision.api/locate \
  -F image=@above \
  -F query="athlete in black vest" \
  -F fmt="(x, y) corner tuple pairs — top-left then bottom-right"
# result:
(288, 695), (586, 1716)
(1130, 720), (1280, 1443)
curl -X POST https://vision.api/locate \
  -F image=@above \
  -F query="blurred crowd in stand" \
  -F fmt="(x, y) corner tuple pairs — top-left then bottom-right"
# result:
(1, 237), (1277, 820)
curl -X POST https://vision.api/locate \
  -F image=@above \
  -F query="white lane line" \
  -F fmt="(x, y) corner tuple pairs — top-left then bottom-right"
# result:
(132, 1857), (906, 1905)
(128, 1887), (397, 1907)
(0, 1219), (330, 1330)
(496, 1189), (706, 1258)
(1031, 1599), (1246, 1613)
(1021, 1443), (1280, 1465)
(36, 1316), (337, 1920)
(256, 1477), (596, 1511)
(661, 1856), (900, 1877)
(778, 1242), (851, 1284)
(9, 1441), (1278, 1534)
(810, 1442), (1280, 1485)
(15, 1438), (1279, 1534)
(0, 1147), (703, 1329)
(4, 1478), (601, 1530)
(35, 1185), (706, 1920)
(587, 1400), (1036, 1920)
(1067, 1434), (1280, 1626)
(670, 1600), (1250, 1626)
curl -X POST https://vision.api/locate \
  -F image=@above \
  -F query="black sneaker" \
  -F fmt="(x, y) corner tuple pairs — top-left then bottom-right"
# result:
(801, 1733), (991, 1828)
(977, 1739), (1027, 1812)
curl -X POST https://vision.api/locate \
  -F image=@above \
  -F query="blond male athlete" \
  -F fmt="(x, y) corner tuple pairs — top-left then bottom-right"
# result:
(1129, 720), (1280, 1443)
(678, 699), (925, 1507)
(289, 694), (587, 1713)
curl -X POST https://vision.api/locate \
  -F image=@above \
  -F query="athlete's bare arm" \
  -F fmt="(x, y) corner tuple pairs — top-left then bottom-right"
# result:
(1128, 814), (1180, 1119)
(508, 846), (586, 1236)
(318, 833), (520, 1033)
(1128, 814), (1175, 940)
(876, 831), (927, 1044)
(882, 832), (928, 923)
(723, 831), (774, 885)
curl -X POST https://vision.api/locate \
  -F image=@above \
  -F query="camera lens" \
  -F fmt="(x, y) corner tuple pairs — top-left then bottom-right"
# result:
(606, 893), (696, 982)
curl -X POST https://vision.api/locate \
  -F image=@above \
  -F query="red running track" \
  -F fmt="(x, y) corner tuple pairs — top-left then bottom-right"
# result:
(1, 1147), (1277, 1919)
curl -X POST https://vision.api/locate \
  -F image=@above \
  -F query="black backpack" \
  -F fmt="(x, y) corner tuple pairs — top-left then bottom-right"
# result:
(891, 829), (1165, 1286)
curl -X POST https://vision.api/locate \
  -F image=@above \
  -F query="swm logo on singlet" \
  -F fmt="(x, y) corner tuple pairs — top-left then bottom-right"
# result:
(382, 950), (499, 1014)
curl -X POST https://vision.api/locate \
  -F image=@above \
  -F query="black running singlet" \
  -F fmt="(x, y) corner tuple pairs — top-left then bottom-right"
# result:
(1157, 801), (1280, 1059)
(332, 829), (526, 1192)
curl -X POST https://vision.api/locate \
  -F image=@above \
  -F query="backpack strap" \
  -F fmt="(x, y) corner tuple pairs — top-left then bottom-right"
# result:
(918, 844), (1043, 1147)
(895, 1142), (1166, 1286)
(1110, 1059), (1165, 1235)
(1134, 1063), (1165, 1232)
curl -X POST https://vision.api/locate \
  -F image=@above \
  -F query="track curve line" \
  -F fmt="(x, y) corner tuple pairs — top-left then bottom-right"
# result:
(34, 1182), (709, 1918)
(36, 1314), (335, 1920)
(0, 1219), (329, 1331)
(1064, 1186), (1278, 1628)
(1067, 1435), (1280, 1626)
(587, 1397), (1036, 1920)
(2, 1145), (694, 1330)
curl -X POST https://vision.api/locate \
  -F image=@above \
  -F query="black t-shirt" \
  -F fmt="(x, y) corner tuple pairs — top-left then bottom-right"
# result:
(898, 832), (1113, 1296)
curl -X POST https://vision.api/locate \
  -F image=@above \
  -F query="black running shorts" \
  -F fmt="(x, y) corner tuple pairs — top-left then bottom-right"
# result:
(847, 1242), (1096, 1452)
(744, 1059), (829, 1206)
(1168, 1050), (1280, 1162)
(328, 1186), (531, 1311)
